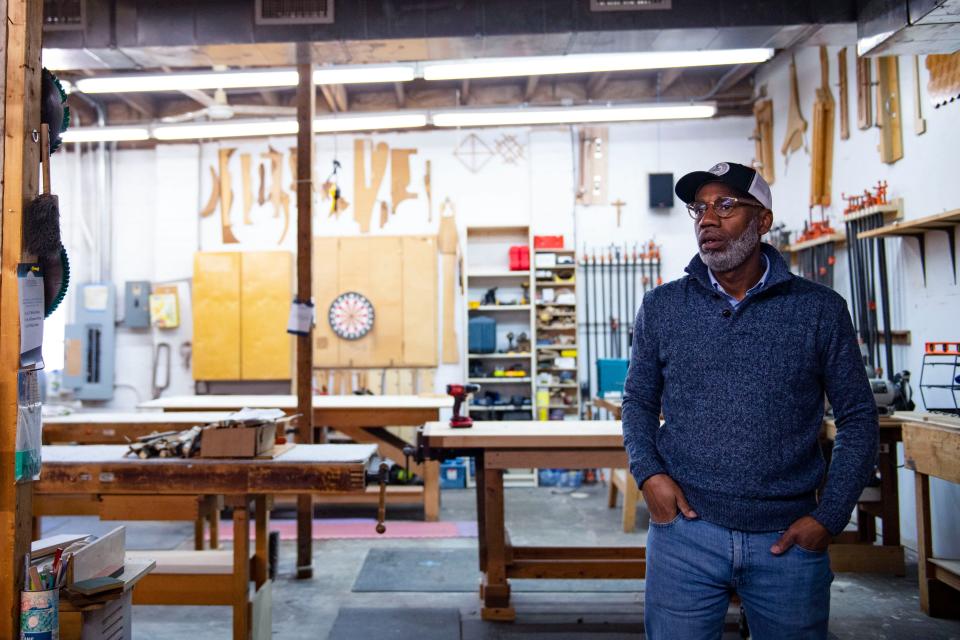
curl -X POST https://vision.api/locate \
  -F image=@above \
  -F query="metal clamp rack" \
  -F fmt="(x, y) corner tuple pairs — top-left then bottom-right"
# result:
(919, 342), (960, 416)
(579, 242), (661, 419)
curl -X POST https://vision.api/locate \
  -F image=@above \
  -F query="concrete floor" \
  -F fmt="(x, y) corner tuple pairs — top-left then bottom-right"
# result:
(44, 485), (960, 639)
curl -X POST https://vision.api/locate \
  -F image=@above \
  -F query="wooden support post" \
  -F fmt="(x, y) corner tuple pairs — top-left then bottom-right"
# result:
(230, 497), (251, 640)
(480, 466), (514, 621)
(253, 496), (269, 587)
(294, 55), (316, 580)
(0, 0), (43, 634)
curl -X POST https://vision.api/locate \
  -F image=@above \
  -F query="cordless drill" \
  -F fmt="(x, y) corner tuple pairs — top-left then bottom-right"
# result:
(447, 383), (480, 428)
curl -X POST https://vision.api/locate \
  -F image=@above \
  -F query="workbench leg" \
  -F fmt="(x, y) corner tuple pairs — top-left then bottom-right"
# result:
(423, 460), (440, 522)
(231, 497), (252, 640)
(194, 516), (205, 550)
(879, 436), (901, 546)
(480, 466), (514, 621)
(296, 495), (313, 579)
(607, 471), (618, 508)
(475, 454), (487, 573)
(622, 473), (640, 534)
(254, 496), (269, 588)
(209, 499), (221, 550)
(914, 472), (956, 617)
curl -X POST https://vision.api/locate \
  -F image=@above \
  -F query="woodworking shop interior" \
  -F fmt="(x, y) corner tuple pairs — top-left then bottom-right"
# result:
(3, 1), (960, 639)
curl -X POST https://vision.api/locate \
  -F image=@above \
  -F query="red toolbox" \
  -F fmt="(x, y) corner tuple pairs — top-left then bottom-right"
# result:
(509, 245), (530, 271)
(534, 235), (564, 249)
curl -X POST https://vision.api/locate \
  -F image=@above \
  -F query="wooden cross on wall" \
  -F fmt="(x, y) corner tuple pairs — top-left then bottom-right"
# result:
(612, 198), (626, 227)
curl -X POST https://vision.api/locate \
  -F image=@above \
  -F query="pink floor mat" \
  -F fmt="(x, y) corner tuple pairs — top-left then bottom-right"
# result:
(218, 518), (477, 540)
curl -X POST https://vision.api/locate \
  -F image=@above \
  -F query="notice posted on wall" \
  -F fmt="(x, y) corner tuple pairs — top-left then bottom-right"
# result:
(287, 298), (315, 336)
(17, 263), (44, 370)
(15, 370), (42, 482)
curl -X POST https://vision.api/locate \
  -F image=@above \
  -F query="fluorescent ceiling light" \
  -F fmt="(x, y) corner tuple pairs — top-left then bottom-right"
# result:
(61, 126), (151, 143)
(423, 48), (774, 81)
(75, 65), (416, 94)
(153, 119), (299, 140)
(153, 113), (428, 140)
(314, 66), (415, 85)
(314, 112), (428, 132)
(432, 103), (717, 128)
(76, 70), (299, 94)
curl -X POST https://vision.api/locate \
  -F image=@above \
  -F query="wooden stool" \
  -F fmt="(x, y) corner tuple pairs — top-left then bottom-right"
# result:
(607, 469), (644, 532)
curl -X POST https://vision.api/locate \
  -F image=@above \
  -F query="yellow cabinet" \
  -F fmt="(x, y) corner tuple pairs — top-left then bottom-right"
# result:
(193, 251), (292, 381)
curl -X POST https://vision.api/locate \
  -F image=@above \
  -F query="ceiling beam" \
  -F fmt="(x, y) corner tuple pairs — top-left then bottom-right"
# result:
(259, 89), (280, 106)
(319, 84), (339, 112)
(524, 75), (539, 101)
(586, 72), (611, 99)
(394, 82), (405, 108)
(332, 84), (348, 112)
(658, 68), (684, 93)
(114, 93), (155, 118)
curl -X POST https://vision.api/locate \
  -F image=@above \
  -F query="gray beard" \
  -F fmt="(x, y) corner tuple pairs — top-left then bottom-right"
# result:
(698, 216), (760, 273)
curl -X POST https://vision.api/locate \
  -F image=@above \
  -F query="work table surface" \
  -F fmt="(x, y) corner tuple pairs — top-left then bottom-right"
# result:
(44, 411), (234, 425)
(37, 443), (377, 494)
(422, 420), (624, 448)
(139, 394), (453, 411)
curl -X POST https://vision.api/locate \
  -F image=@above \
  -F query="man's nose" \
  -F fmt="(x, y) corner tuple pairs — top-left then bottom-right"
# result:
(697, 208), (722, 228)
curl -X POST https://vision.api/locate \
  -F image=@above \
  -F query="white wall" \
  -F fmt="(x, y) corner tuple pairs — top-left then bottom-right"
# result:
(756, 48), (960, 556)
(49, 117), (753, 409)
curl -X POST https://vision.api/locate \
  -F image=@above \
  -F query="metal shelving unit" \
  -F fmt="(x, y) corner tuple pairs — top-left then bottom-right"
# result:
(533, 248), (581, 420)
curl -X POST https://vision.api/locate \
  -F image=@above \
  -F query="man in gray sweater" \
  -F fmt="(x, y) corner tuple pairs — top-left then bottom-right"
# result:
(622, 161), (878, 639)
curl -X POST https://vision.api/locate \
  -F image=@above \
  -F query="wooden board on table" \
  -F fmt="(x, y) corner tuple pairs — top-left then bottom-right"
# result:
(193, 252), (241, 380)
(422, 420), (624, 448)
(902, 419), (960, 483)
(254, 442), (295, 459)
(139, 394), (451, 411)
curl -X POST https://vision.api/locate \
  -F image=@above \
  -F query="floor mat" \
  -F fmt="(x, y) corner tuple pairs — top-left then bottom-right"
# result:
(328, 607), (460, 640)
(352, 548), (644, 593)
(217, 518), (477, 541)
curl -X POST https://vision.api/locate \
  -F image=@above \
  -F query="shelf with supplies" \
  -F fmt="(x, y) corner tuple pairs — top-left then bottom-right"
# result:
(469, 305), (531, 312)
(468, 269), (530, 278)
(467, 353), (533, 359)
(464, 225), (535, 418)
(856, 207), (960, 284)
(785, 231), (847, 253)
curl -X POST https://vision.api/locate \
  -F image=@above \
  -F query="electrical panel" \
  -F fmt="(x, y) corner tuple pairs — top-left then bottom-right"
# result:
(63, 283), (116, 401)
(649, 173), (674, 209)
(124, 281), (151, 328)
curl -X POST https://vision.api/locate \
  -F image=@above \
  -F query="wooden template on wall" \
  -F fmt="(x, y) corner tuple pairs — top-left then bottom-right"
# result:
(313, 235), (438, 368)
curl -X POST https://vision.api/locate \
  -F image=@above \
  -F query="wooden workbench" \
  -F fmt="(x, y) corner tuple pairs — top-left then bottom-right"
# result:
(901, 412), (960, 617)
(36, 443), (376, 639)
(419, 420), (641, 621)
(138, 394), (451, 519)
(822, 413), (906, 575)
(43, 411), (234, 444)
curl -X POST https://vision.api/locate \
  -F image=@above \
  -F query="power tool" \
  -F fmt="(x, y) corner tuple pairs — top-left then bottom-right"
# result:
(447, 383), (480, 428)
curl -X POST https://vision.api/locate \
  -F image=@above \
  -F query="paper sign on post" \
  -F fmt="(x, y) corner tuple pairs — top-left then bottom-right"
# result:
(287, 298), (315, 336)
(17, 264), (44, 370)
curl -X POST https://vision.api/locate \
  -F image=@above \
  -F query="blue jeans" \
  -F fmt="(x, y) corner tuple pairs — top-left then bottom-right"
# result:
(644, 514), (833, 640)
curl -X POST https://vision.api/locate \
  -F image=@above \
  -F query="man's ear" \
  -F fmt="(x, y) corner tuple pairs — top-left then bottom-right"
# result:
(758, 209), (774, 236)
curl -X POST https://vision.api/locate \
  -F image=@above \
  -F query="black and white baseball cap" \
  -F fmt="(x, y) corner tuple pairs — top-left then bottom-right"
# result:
(675, 162), (772, 210)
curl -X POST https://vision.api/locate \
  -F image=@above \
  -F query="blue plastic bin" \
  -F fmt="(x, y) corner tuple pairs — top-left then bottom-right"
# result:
(440, 459), (467, 489)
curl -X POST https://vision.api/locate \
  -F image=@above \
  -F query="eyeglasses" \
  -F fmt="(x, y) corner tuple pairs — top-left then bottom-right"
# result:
(686, 196), (764, 220)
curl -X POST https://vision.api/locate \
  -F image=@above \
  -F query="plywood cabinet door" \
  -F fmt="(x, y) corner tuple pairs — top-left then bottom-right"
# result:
(241, 251), (292, 380)
(193, 252), (241, 380)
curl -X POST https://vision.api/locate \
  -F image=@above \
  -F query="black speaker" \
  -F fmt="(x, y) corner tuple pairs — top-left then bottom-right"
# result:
(649, 173), (674, 209)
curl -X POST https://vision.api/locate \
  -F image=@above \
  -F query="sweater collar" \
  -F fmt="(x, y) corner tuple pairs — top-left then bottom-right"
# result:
(685, 242), (793, 295)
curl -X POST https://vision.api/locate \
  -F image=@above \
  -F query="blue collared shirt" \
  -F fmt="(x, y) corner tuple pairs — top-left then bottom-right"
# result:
(708, 254), (770, 309)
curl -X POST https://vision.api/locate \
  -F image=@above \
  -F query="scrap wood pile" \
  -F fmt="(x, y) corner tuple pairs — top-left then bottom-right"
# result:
(125, 408), (294, 459)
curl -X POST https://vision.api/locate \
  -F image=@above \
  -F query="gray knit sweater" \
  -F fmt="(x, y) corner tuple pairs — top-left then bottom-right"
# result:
(622, 243), (878, 535)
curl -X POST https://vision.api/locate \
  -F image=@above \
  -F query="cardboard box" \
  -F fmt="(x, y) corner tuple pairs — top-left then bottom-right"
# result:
(201, 421), (276, 458)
